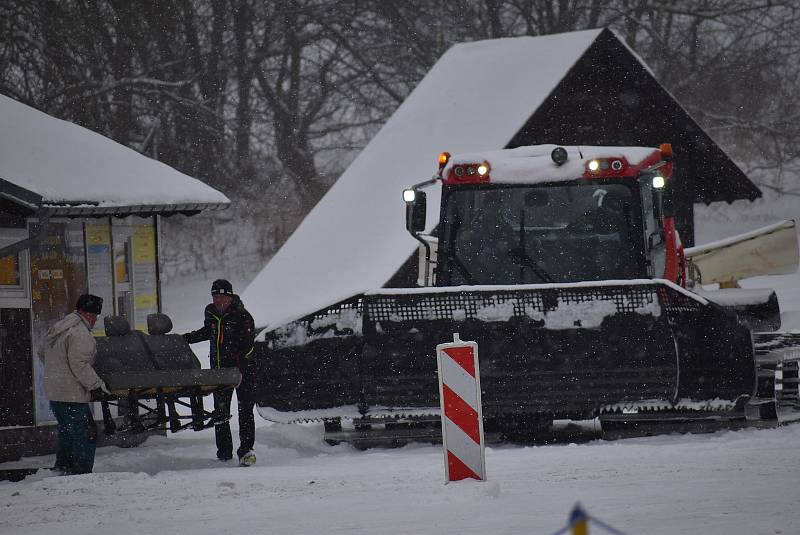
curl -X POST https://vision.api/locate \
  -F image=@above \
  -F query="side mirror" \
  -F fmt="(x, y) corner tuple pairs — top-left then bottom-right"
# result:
(648, 230), (664, 250)
(405, 190), (426, 233)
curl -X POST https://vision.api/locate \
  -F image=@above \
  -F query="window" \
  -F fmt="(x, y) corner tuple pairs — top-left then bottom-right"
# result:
(0, 228), (30, 308)
(440, 182), (645, 285)
(0, 253), (20, 286)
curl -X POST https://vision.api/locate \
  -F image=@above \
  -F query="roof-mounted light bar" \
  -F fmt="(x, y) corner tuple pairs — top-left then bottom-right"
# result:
(444, 160), (491, 184)
(585, 158), (627, 177)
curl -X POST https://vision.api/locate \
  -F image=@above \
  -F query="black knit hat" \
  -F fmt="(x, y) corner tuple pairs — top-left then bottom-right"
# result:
(211, 279), (235, 296)
(75, 294), (103, 315)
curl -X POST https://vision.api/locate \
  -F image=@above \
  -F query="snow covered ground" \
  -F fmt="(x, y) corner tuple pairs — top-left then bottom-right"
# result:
(3, 420), (800, 534)
(2, 198), (799, 535)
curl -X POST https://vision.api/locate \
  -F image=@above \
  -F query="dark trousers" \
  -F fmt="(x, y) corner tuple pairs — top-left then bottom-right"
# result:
(213, 388), (255, 459)
(50, 401), (97, 475)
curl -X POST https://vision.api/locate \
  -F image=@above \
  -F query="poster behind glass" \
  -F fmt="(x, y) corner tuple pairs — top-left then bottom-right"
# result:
(112, 217), (158, 332)
(85, 222), (114, 336)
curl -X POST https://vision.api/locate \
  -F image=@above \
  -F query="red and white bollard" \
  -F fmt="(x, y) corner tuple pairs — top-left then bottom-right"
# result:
(436, 333), (486, 482)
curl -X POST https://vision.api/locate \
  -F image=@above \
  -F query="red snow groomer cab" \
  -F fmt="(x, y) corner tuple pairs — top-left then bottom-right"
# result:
(254, 144), (799, 445)
(421, 144), (685, 287)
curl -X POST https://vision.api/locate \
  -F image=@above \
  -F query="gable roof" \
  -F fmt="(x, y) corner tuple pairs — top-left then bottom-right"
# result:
(0, 94), (229, 216)
(506, 29), (761, 205)
(242, 28), (760, 329)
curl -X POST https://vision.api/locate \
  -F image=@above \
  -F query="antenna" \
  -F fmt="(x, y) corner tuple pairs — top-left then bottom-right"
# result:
(578, 146), (584, 159)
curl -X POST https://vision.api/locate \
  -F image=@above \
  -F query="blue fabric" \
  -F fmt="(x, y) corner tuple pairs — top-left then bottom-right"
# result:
(50, 401), (96, 474)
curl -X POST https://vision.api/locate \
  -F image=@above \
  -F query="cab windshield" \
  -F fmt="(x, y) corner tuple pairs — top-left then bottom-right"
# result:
(438, 182), (644, 285)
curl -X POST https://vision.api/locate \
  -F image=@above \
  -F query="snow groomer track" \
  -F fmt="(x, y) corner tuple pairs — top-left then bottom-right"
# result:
(751, 332), (800, 423)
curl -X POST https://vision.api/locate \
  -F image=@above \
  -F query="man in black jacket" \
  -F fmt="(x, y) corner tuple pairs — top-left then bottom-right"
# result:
(184, 279), (257, 466)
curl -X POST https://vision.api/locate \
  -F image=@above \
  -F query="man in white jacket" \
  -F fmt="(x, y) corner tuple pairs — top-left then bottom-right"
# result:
(39, 294), (109, 475)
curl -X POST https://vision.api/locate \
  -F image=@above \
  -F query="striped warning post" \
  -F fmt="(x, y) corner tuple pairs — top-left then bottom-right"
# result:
(436, 333), (486, 482)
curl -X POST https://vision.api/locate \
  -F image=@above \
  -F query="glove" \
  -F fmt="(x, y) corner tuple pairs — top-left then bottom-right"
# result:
(99, 380), (112, 396)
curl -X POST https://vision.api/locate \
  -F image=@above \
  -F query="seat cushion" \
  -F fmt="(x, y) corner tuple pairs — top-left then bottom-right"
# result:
(147, 313), (173, 336)
(104, 315), (131, 337)
(143, 334), (202, 370)
(95, 330), (156, 376)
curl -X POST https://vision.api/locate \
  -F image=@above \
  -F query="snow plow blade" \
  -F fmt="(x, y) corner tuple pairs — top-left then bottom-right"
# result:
(695, 288), (782, 332)
(252, 281), (754, 422)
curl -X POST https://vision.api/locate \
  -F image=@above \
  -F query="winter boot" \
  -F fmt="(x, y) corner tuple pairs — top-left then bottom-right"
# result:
(238, 450), (256, 467)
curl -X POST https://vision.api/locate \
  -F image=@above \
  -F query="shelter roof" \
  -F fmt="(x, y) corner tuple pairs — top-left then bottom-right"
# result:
(0, 94), (229, 216)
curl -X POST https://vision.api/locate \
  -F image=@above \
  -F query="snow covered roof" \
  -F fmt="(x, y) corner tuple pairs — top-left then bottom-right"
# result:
(444, 144), (659, 184)
(0, 94), (229, 215)
(243, 29), (610, 328)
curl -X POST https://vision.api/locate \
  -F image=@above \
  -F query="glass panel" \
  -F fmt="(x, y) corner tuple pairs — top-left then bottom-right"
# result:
(0, 253), (20, 286)
(112, 217), (158, 332)
(112, 224), (134, 325)
(441, 183), (641, 285)
(85, 222), (114, 336)
(0, 229), (31, 306)
(29, 220), (88, 424)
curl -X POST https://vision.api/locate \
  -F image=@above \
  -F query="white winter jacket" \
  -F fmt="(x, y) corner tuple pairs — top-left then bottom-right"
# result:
(38, 312), (104, 403)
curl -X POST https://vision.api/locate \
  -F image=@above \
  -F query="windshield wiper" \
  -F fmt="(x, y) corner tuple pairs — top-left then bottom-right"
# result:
(511, 209), (554, 283)
(509, 247), (554, 283)
(452, 254), (477, 285)
(446, 216), (477, 284)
